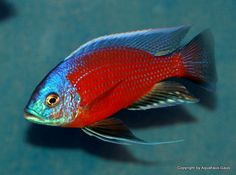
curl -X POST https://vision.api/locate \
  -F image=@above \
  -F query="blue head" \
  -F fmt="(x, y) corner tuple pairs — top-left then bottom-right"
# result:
(24, 66), (80, 126)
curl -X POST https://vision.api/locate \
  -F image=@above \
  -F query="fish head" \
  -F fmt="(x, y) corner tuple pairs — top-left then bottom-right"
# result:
(24, 72), (80, 126)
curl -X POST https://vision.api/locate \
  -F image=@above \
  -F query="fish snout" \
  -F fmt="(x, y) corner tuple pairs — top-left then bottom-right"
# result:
(24, 108), (44, 124)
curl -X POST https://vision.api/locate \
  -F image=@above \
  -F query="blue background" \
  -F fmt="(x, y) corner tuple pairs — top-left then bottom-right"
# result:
(0, 0), (235, 174)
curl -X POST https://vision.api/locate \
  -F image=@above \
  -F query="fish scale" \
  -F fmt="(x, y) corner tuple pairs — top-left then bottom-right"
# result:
(25, 26), (215, 145)
(67, 47), (184, 127)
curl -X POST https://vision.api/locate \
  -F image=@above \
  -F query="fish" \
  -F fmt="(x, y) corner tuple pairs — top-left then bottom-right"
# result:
(24, 25), (216, 145)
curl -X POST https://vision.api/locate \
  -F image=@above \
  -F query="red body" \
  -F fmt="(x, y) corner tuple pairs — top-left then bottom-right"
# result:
(66, 47), (185, 127)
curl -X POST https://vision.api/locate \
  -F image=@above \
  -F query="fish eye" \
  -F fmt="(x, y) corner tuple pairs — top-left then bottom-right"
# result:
(45, 93), (60, 108)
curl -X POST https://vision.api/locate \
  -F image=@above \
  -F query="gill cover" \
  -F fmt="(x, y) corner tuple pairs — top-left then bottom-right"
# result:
(24, 68), (81, 126)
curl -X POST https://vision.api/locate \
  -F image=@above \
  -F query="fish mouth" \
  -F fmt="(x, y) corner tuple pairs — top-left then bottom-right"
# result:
(24, 108), (61, 126)
(24, 108), (45, 125)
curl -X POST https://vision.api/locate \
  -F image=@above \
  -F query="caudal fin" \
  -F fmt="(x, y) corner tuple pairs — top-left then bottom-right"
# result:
(180, 30), (217, 90)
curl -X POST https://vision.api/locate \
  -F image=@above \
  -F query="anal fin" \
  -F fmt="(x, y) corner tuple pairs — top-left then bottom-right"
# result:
(128, 81), (198, 110)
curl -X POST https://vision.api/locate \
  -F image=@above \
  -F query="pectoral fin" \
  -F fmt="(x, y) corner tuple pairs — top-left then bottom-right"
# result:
(82, 118), (184, 145)
(82, 80), (122, 111)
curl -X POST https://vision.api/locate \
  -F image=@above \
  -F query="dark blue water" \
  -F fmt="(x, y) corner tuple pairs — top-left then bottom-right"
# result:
(0, 0), (234, 175)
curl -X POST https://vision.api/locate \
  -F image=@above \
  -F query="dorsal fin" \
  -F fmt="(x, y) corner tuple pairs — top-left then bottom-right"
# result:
(128, 81), (199, 110)
(65, 25), (190, 60)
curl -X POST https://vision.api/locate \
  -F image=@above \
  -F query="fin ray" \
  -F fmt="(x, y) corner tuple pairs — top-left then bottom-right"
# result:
(65, 25), (190, 60)
(180, 29), (217, 90)
(128, 81), (198, 110)
(82, 118), (184, 145)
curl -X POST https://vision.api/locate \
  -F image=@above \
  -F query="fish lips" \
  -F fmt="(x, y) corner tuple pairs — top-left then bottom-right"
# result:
(24, 108), (65, 126)
(24, 108), (45, 124)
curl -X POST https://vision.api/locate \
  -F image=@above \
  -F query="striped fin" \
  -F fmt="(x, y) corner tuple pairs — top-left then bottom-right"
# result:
(82, 118), (184, 145)
(180, 29), (216, 90)
(65, 25), (190, 60)
(128, 81), (199, 110)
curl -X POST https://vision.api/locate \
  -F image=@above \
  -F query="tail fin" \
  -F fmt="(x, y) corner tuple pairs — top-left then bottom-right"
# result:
(180, 30), (217, 90)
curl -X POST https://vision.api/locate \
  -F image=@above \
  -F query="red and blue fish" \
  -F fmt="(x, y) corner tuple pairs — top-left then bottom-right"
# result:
(24, 25), (216, 145)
